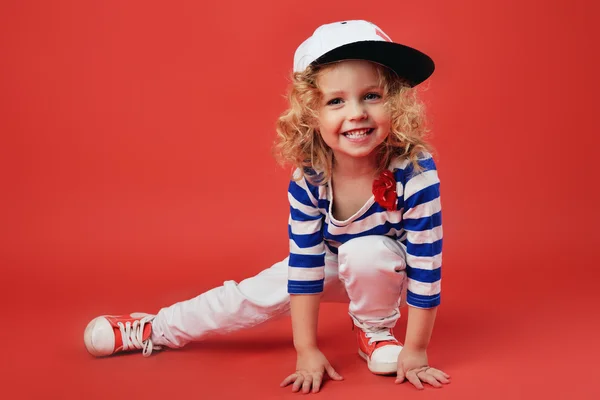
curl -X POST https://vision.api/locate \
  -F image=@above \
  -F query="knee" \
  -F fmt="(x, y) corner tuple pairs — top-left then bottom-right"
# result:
(337, 236), (406, 279)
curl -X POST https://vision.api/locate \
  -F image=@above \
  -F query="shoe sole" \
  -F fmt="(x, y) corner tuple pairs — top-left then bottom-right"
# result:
(358, 349), (398, 375)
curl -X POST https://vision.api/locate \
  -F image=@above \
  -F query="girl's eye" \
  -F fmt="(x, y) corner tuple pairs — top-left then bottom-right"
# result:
(326, 98), (343, 106)
(365, 92), (382, 100)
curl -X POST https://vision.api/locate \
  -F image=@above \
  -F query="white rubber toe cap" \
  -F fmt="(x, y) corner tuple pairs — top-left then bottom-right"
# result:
(364, 344), (403, 375)
(84, 317), (116, 357)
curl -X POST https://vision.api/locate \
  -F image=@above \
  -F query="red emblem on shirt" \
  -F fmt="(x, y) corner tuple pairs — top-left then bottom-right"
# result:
(373, 170), (397, 211)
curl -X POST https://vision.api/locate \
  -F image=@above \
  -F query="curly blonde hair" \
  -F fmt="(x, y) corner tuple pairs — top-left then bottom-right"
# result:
(273, 61), (433, 184)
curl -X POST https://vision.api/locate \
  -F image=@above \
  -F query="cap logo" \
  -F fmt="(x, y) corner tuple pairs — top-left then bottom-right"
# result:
(375, 28), (391, 42)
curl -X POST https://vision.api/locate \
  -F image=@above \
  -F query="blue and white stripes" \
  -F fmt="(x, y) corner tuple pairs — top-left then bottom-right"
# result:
(287, 169), (327, 294)
(287, 154), (443, 308)
(400, 157), (443, 308)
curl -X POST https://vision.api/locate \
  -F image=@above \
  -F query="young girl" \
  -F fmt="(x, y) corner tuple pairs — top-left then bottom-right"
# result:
(84, 20), (449, 393)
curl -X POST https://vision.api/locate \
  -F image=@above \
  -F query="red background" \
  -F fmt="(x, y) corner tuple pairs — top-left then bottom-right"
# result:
(2, 0), (599, 398)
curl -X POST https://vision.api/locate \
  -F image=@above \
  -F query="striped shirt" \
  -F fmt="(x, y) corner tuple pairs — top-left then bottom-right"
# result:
(287, 153), (442, 309)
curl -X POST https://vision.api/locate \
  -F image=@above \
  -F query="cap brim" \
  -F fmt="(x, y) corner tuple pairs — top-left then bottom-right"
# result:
(312, 41), (435, 87)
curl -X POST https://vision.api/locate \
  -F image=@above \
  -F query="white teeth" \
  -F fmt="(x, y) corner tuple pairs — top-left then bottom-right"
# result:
(344, 128), (371, 138)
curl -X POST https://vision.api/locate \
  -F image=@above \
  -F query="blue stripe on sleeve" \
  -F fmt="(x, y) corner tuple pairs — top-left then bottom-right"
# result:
(288, 279), (325, 294)
(289, 253), (325, 268)
(290, 206), (322, 221)
(403, 157), (437, 178)
(403, 211), (442, 231)
(404, 183), (440, 210)
(406, 291), (440, 308)
(406, 266), (441, 283)
(288, 225), (323, 248)
(406, 239), (443, 257)
(288, 181), (316, 207)
(304, 179), (321, 202)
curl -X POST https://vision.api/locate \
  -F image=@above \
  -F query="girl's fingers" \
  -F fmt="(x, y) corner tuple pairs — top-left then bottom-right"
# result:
(325, 364), (343, 381)
(417, 370), (442, 388)
(429, 368), (451, 380)
(302, 375), (313, 394)
(428, 368), (451, 384)
(280, 374), (297, 387)
(292, 375), (304, 392)
(395, 369), (406, 384)
(312, 373), (323, 393)
(405, 370), (424, 390)
(283, 366), (345, 393)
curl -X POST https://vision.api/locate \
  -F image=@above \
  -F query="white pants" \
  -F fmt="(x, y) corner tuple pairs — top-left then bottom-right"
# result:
(151, 236), (407, 348)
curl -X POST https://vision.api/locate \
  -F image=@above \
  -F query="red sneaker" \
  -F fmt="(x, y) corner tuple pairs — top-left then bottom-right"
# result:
(356, 328), (403, 374)
(84, 313), (160, 357)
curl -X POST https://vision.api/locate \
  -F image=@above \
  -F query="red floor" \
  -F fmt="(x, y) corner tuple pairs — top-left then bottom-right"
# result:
(5, 240), (600, 399)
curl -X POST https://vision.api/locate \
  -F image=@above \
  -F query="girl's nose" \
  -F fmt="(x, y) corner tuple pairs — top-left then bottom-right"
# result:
(348, 102), (368, 121)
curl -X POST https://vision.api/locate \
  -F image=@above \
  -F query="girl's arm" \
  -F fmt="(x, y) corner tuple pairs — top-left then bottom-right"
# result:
(395, 156), (449, 388)
(281, 293), (343, 394)
(281, 173), (342, 393)
(396, 306), (450, 389)
(290, 293), (321, 351)
(404, 306), (437, 351)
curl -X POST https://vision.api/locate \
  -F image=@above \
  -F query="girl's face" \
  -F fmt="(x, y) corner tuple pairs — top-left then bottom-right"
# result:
(315, 60), (391, 165)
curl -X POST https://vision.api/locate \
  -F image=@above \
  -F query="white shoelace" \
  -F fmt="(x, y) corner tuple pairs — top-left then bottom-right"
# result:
(116, 316), (160, 357)
(365, 329), (397, 346)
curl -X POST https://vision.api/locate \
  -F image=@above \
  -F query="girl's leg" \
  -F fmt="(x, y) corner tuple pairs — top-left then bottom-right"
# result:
(338, 235), (407, 327)
(151, 258), (291, 347)
(85, 254), (347, 357)
(337, 235), (407, 374)
(152, 251), (348, 348)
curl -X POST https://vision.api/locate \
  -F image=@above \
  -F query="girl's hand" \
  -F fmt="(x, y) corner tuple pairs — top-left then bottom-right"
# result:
(395, 347), (451, 390)
(280, 347), (343, 394)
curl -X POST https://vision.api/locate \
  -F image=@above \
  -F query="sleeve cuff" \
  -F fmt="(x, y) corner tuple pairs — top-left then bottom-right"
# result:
(406, 291), (441, 308)
(288, 279), (324, 294)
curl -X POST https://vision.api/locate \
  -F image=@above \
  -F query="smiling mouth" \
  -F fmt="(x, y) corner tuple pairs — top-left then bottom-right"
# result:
(342, 128), (374, 139)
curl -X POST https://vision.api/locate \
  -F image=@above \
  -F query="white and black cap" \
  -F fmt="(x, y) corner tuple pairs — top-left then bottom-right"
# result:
(293, 20), (434, 87)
